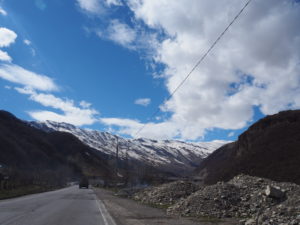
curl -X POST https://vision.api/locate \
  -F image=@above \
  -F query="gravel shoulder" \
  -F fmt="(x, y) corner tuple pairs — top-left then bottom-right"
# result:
(93, 187), (238, 225)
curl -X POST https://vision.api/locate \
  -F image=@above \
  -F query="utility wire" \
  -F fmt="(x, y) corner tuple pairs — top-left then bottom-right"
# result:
(135, 0), (253, 137)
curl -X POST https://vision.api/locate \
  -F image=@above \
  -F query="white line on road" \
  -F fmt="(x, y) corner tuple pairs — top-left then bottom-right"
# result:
(95, 197), (117, 225)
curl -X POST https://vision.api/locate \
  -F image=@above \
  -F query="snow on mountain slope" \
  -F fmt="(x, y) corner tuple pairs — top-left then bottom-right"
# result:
(30, 121), (229, 171)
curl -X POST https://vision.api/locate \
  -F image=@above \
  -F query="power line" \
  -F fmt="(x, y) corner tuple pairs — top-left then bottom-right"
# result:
(135, 0), (253, 137)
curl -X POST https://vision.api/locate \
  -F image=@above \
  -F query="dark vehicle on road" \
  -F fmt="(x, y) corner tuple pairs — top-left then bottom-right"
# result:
(79, 177), (89, 189)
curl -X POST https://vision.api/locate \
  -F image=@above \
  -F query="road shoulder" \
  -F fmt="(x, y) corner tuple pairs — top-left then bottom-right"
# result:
(93, 188), (238, 225)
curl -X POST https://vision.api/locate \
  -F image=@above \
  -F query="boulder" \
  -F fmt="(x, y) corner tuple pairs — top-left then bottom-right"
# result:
(265, 185), (285, 199)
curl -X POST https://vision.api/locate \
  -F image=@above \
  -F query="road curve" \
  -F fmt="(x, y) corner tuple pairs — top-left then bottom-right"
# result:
(0, 186), (116, 225)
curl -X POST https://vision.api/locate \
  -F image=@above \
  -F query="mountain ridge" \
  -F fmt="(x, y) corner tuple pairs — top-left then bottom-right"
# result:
(0, 110), (113, 189)
(30, 120), (228, 175)
(195, 110), (300, 184)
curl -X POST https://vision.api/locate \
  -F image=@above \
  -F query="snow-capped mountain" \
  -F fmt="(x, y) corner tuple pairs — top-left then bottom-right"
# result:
(30, 121), (229, 174)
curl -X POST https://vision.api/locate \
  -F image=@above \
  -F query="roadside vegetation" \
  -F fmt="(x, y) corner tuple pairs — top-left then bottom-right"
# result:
(0, 185), (54, 200)
(0, 168), (68, 200)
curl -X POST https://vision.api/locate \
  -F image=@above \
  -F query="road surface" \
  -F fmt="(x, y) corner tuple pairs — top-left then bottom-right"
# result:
(0, 186), (237, 225)
(0, 186), (116, 225)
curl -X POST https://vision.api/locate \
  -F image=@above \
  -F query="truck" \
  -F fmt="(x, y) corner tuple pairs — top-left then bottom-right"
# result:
(79, 177), (89, 189)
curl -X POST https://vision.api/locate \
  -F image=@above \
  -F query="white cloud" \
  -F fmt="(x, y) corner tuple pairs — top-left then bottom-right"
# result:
(0, 50), (12, 62)
(98, 20), (136, 48)
(101, 117), (140, 129)
(0, 8), (7, 16)
(0, 64), (58, 91)
(76, 0), (122, 15)
(23, 40), (36, 56)
(98, 0), (300, 140)
(4, 85), (11, 89)
(15, 87), (99, 126)
(100, 117), (181, 140)
(105, 0), (122, 6)
(76, 0), (103, 14)
(134, 98), (151, 107)
(0, 28), (16, 62)
(228, 132), (235, 137)
(24, 39), (31, 45)
(0, 25), (98, 127)
(0, 27), (17, 47)
(80, 100), (92, 108)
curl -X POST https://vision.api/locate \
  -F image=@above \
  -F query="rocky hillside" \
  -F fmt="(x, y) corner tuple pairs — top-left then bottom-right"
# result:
(195, 110), (300, 185)
(30, 120), (228, 175)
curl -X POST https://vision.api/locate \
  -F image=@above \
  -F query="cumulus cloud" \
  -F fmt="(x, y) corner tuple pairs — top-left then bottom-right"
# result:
(0, 27), (17, 47)
(0, 8), (7, 16)
(134, 98), (151, 106)
(98, 20), (136, 48)
(0, 64), (58, 91)
(0, 50), (12, 62)
(15, 87), (99, 126)
(99, 0), (300, 140)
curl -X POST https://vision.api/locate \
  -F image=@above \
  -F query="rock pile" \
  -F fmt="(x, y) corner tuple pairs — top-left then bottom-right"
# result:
(167, 182), (243, 218)
(133, 175), (300, 225)
(167, 175), (300, 224)
(133, 180), (200, 207)
(229, 175), (300, 224)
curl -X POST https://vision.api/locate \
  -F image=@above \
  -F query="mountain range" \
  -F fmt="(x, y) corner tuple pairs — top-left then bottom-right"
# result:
(2, 108), (298, 189)
(0, 109), (227, 189)
(30, 120), (228, 175)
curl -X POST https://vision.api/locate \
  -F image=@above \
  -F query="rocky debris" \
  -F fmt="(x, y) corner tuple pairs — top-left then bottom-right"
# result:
(135, 174), (299, 225)
(244, 219), (256, 225)
(265, 185), (285, 199)
(133, 181), (200, 207)
(167, 181), (242, 218)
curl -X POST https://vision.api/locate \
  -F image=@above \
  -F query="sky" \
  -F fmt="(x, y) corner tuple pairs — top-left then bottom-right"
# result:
(0, 0), (299, 142)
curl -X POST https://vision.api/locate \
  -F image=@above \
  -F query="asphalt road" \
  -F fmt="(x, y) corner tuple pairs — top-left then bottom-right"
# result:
(0, 186), (116, 225)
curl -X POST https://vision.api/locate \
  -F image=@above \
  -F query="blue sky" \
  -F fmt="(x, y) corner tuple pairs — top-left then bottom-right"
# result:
(0, 0), (299, 141)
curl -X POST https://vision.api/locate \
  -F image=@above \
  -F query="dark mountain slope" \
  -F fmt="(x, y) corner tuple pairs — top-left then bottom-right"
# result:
(0, 110), (186, 188)
(195, 110), (300, 184)
(0, 110), (112, 187)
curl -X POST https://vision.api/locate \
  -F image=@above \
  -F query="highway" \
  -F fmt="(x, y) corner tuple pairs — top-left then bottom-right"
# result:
(0, 186), (116, 225)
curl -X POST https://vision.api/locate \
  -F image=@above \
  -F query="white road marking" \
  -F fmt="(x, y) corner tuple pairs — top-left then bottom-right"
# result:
(95, 197), (117, 225)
